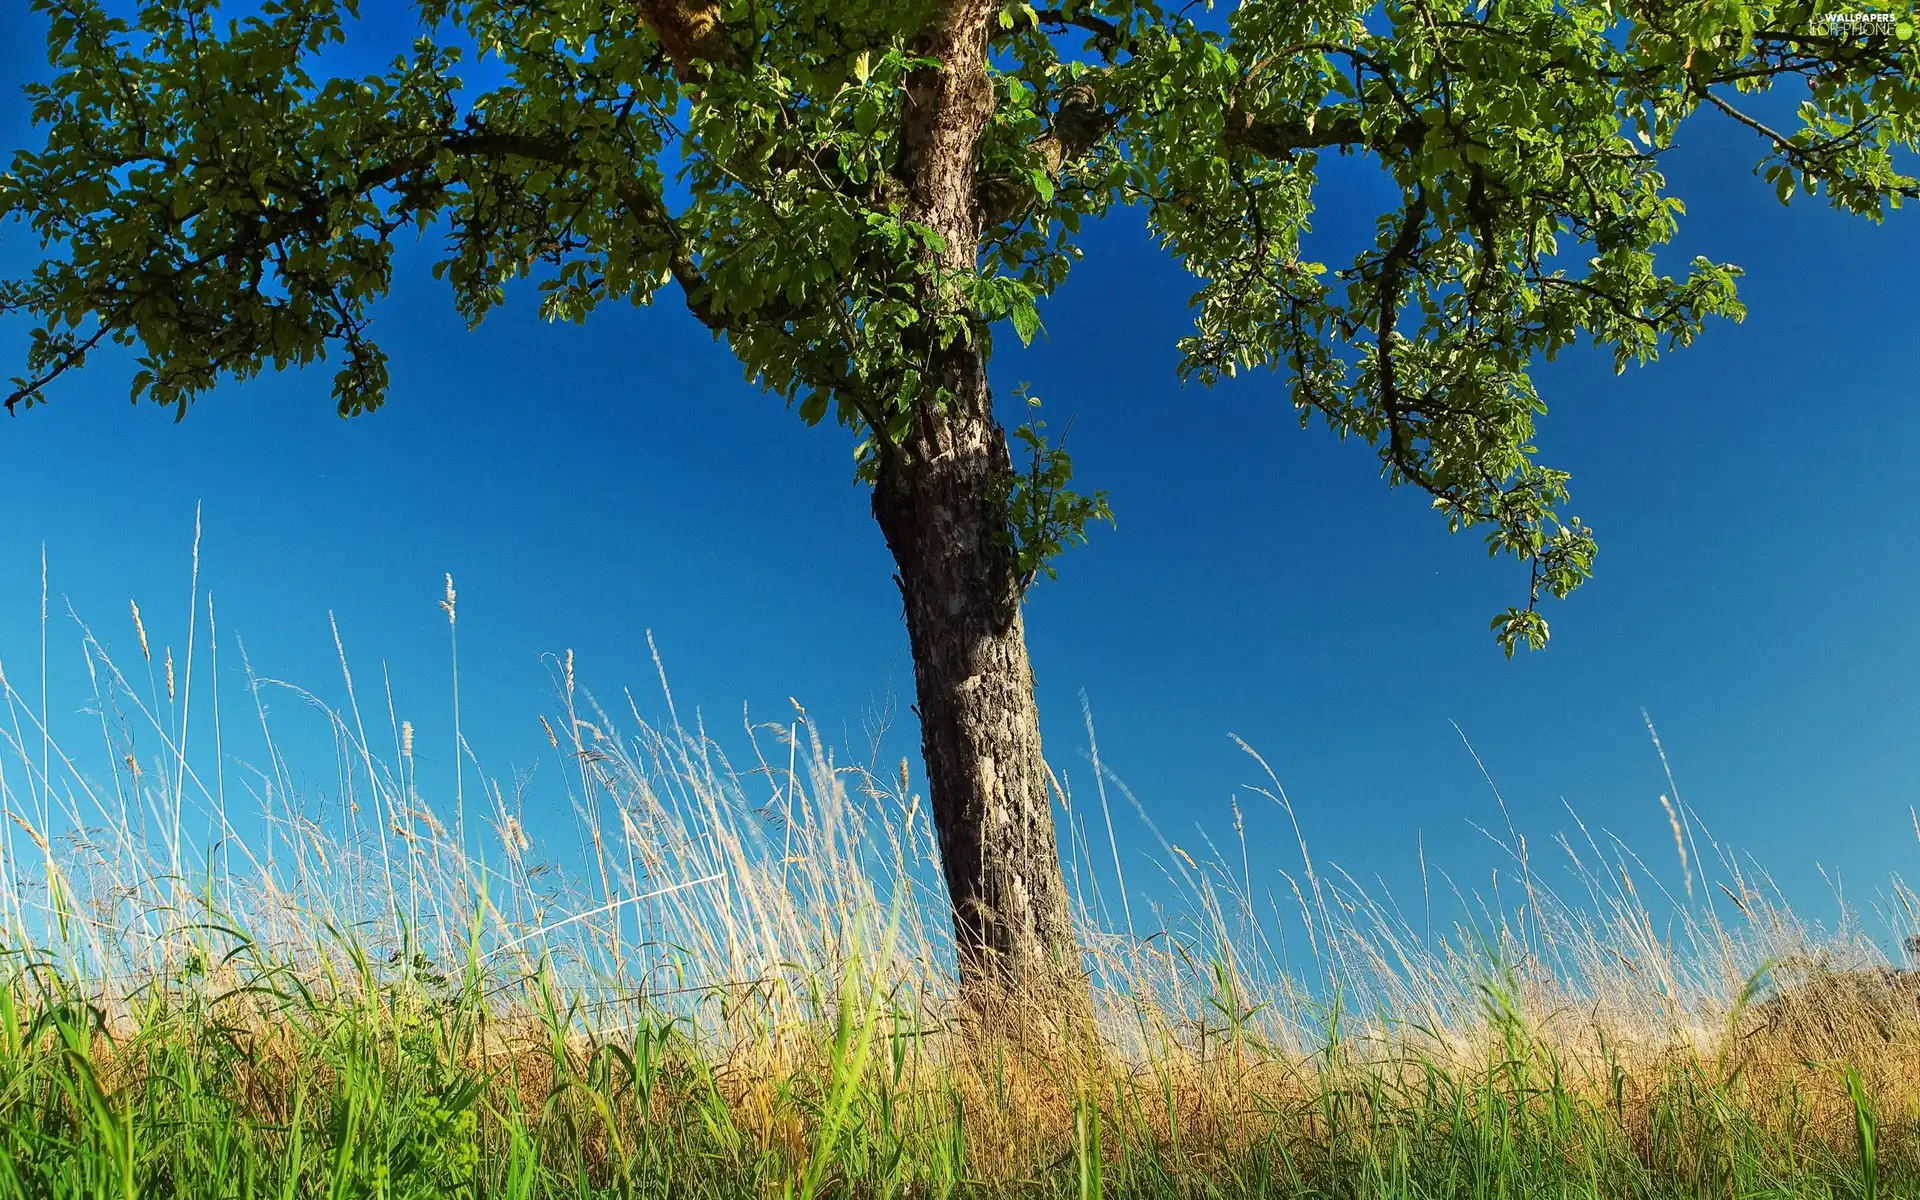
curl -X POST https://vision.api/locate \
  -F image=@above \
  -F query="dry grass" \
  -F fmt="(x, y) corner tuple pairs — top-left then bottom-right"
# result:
(0, 568), (1914, 1196)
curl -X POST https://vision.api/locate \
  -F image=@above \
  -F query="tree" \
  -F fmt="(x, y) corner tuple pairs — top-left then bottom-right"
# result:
(3, 0), (1914, 1006)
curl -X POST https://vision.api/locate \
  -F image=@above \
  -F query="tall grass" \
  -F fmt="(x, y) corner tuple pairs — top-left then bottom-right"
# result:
(0, 570), (1915, 1197)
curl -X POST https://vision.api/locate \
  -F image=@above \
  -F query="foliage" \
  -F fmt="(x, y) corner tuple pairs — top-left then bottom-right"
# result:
(992, 388), (1114, 593)
(1, 0), (1915, 645)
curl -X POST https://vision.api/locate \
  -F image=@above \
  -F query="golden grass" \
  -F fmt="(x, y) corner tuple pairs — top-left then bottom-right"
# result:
(0, 571), (1915, 1195)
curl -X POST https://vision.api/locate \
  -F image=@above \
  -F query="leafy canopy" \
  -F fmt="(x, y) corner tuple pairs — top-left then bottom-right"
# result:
(3, 0), (1914, 651)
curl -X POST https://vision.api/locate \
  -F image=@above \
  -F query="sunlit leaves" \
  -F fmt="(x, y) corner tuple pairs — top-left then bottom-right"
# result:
(1122, 0), (1909, 651)
(3, 0), (1913, 642)
(989, 389), (1115, 594)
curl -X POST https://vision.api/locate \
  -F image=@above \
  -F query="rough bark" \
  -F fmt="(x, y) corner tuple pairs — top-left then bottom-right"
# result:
(872, 350), (1082, 1006)
(637, 0), (1088, 1008)
(873, 1), (1086, 1009)
(637, 0), (740, 73)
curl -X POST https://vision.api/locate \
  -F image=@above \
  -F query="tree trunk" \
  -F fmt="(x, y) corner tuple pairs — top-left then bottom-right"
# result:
(871, 351), (1082, 1005)
(876, 1), (1086, 1013)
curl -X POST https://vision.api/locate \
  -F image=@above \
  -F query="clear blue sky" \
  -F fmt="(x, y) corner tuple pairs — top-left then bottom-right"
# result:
(2, 8), (1917, 958)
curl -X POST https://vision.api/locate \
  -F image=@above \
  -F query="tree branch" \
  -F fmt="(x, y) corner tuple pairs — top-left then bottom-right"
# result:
(4, 326), (112, 415)
(1701, 89), (1808, 155)
(636, 0), (741, 75)
(3, 125), (743, 415)
(1226, 107), (1425, 161)
(1374, 187), (1429, 469)
(1029, 9), (1135, 60)
(1702, 89), (1920, 200)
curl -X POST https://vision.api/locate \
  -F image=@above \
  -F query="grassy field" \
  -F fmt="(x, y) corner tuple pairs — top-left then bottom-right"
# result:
(0, 577), (1915, 1197)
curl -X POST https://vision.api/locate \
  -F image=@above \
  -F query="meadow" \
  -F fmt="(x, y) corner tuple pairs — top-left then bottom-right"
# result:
(0, 571), (1915, 1199)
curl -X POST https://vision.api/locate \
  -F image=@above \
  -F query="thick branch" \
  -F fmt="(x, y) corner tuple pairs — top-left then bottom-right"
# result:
(636, 0), (741, 75)
(977, 78), (1118, 228)
(1374, 187), (1429, 469)
(1029, 8), (1135, 60)
(1226, 107), (1424, 160)
(899, 1), (1003, 260)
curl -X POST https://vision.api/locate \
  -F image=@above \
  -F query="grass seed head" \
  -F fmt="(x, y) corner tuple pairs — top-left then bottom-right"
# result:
(16, 585), (1920, 1198)
(502, 815), (529, 854)
(1660, 792), (1692, 900)
(6, 811), (48, 853)
(131, 600), (150, 662)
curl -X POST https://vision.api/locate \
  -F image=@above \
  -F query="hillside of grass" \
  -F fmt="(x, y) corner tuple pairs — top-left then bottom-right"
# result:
(0, 578), (1915, 1198)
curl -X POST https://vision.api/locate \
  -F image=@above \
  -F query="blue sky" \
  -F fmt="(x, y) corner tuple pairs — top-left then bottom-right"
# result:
(2, 8), (1918, 960)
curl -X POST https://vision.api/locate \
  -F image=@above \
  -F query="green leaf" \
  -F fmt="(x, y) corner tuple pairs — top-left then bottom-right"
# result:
(4, 0), (1909, 663)
(1010, 299), (1041, 347)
